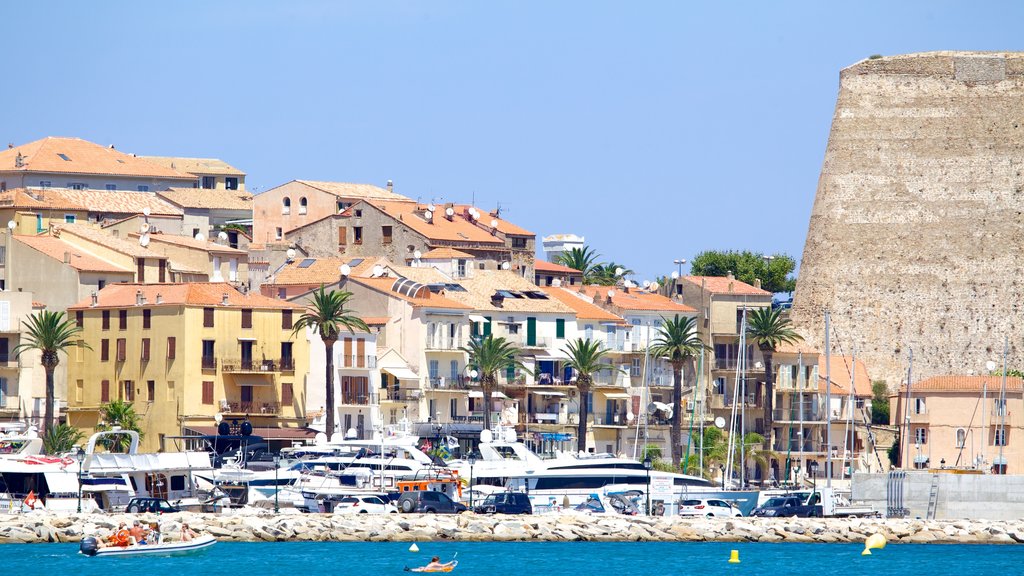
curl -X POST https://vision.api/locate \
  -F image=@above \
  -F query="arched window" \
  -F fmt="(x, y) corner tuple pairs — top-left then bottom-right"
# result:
(956, 428), (967, 448)
(299, 197), (308, 215)
(282, 197), (291, 215)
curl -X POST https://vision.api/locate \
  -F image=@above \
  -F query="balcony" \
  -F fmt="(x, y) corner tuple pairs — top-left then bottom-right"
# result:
(0, 395), (18, 416)
(772, 408), (825, 422)
(0, 354), (18, 369)
(424, 337), (463, 351)
(201, 356), (217, 371)
(222, 359), (281, 373)
(991, 409), (1012, 425)
(339, 393), (377, 406)
(221, 400), (281, 415)
(426, 376), (470, 391)
(772, 440), (826, 454)
(382, 389), (420, 403)
(337, 355), (377, 369)
(908, 409), (929, 423)
(279, 357), (296, 374)
(529, 411), (567, 425)
(713, 357), (762, 371)
(593, 412), (627, 426)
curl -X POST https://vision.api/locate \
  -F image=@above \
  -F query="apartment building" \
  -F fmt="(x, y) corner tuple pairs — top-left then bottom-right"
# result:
(0, 293), (47, 427)
(66, 283), (307, 452)
(141, 157), (246, 192)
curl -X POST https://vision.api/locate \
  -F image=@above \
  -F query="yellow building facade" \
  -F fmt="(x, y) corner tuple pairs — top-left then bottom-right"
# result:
(65, 283), (307, 452)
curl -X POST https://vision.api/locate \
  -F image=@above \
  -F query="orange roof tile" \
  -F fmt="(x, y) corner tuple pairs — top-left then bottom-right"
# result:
(0, 188), (87, 211)
(15, 235), (131, 273)
(367, 200), (534, 244)
(577, 285), (696, 313)
(141, 157), (245, 176)
(348, 276), (471, 310)
(359, 316), (391, 326)
(69, 283), (301, 310)
(898, 375), (1024, 394)
(818, 355), (872, 397)
(157, 187), (253, 210)
(420, 247), (475, 259)
(295, 180), (411, 201)
(0, 137), (194, 179)
(54, 188), (182, 216)
(273, 257), (349, 286)
(31, 301), (46, 309)
(58, 223), (166, 259)
(679, 275), (772, 297)
(541, 287), (627, 324)
(534, 260), (583, 274)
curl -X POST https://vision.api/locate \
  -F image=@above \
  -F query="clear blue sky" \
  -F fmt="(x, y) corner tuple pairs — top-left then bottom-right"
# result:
(3, 1), (1021, 281)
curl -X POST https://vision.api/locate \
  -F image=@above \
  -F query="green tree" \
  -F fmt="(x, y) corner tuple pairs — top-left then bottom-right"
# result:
(292, 286), (368, 437)
(650, 314), (708, 466)
(589, 262), (634, 286)
(95, 399), (144, 452)
(462, 335), (527, 430)
(740, 432), (778, 483)
(562, 338), (618, 452)
(871, 380), (891, 425)
(13, 310), (89, 434)
(746, 306), (802, 452)
(42, 423), (84, 455)
(888, 437), (901, 467)
(554, 246), (601, 278)
(690, 250), (797, 293)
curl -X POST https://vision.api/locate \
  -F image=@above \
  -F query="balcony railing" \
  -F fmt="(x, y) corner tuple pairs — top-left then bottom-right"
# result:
(222, 359), (280, 373)
(339, 393), (377, 406)
(425, 337), (463, 351)
(222, 401), (281, 415)
(773, 408), (824, 422)
(279, 357), (295, 373)
(593, 412), (627, 426)
(426, 376), (471, 390)
(772, 440), (825, 453)
(382, 389), (420, 402)
(201, 356), (217, 370)
(338, 355), (377, 369)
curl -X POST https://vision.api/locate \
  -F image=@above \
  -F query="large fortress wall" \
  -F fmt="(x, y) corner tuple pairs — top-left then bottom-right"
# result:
(792, 52), (1024, 387)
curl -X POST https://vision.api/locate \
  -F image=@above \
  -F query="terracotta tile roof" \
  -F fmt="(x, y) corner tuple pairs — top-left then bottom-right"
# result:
(0, 137), (194, 179)
(31, 301), (46, 309)
(818, 355), (872, 397)
(132, 232), (246, 254)
(141, 157), (245, 176)
(55, 188), (182, 216)
(534, 260), (583, 274)
(295, 180), (412, 201)
(442, 271), (574, 314)
(898, 375), (1024, 394)
(420, 247), (475, 259)
(157, 187), (253, 210)
(347, 276), (472, 310)
(359, 316), (391, 326)
(15, 235), (131, 273)
(57, 223), (166, 259)
(679, 276), (772, 297)
(273, 257), (348, 286)
(367, 200), (509, 245)
(68, 282), (301, 310)
(577, 285), (696, 313)
(380, 264), (451, 285)
(541, 287), (627, 324)
(0, 188), (87, 211)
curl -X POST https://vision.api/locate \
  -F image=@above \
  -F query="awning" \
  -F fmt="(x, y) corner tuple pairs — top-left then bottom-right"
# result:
(468, 314), (487, 323)
(43, 471), (81, 494)
(382, 367), (420, 380)
(601, 392), (632, 400)
(237, 337), (257, 341)
(469, 391), (508, 399)
(531, 391), (565, 397)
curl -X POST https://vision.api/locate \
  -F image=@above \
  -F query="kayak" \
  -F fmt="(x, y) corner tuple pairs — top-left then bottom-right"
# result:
(79, 534), (217, 557)
(407, 561), (458, 572)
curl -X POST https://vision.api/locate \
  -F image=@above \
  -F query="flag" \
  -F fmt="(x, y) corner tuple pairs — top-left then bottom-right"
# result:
(23, 490), (37, 510)
(446, 436), (459, 449)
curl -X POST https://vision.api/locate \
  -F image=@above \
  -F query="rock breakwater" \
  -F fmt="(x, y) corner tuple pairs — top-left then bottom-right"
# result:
(3, 512), (1024, 544)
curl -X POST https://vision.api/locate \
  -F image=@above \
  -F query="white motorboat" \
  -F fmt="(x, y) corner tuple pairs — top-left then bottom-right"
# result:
(79, 534), (216, 557)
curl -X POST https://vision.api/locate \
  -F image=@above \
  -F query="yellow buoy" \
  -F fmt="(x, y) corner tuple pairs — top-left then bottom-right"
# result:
(728, 550), (740, 564)
(862, 533), (887, 555)
(410, 543), (420, 552)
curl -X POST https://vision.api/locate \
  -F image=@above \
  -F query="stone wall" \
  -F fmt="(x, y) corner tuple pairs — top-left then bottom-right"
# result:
(854, 471), (1024, 520)
(791, 52), (1024, 388)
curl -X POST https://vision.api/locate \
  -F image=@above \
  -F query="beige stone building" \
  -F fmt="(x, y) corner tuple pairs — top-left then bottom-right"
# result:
(141, 157), (245, 192)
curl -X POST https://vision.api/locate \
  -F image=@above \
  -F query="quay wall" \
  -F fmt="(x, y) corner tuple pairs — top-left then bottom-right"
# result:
(854, 472), (1024, 520)
(4, 512), (1024, 544)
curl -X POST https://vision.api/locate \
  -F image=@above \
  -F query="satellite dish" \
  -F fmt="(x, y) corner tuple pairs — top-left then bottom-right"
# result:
(607, 289), (616, 298)
(214, 412), (223, 423)
(714, 417), (726, 429)
(427, 204), (436, 212)
(286, 248), (296, 260)
(649, 282), (659, 291)
(552, 279), (562, 287)
(615, 267), (624, 276)
(339, 264), (351, 276)
(413, 249), (422, 260)
(218, 231), (228, 241)
(345, 427), (358, 439)
(425, 210), (433, 221)
(372, 265), (384, 277)
(445, 207), (455, 217)
(6, 221), (15, 230)
(648, 401), (670, 413)
(501, 262), (510, 270)
(314, 432), (328, 445)
(480, 429), (493, 443)
(626, 412), (635, 422)
(140, 223), (151, 234)
(194, 233), (205, 242)
(671, 271), (680, 280)
(491, 219), (498, 228)
(143, 207), (151, 217)
(986, 360), (997, 372)
(469, 369), (479, 379)
(330, 432), (344, 443)
(139, 234), (150, 247)
(642, 280), (651, 289)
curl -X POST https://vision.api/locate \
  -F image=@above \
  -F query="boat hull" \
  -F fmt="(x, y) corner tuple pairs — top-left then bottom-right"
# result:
(80, 534), (216, 557)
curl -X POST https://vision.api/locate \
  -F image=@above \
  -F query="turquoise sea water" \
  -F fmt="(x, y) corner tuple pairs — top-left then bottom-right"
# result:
(7, 541), (1023, 575)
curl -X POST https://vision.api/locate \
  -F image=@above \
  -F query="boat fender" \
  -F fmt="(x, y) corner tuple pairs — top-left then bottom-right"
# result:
(80, 537), (100, 557)
(115, 529), (131, 546)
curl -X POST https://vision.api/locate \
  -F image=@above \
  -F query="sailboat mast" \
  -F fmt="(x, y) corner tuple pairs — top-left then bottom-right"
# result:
(825, 310), (832, 488)
(798, 351), (804, 484)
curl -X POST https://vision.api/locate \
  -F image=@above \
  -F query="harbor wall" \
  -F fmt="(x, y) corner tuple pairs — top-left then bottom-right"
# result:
(4, 511), (1024, 544)
(854, 472), (1024, 520)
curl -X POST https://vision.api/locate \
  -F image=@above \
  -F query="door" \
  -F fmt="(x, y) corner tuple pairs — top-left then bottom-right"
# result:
(526, 317), (537, 346)
(241, 341), (254, 369)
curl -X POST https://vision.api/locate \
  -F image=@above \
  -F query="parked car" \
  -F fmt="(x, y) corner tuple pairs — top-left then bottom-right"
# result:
(568, 493), (639, 515)
(750, 495), (822, 518)
(397, 490), (468, 514)
(333, 494), (398, 514)
(677, 498), (743, 517)
(473, 492), (532, 515)
(125, 497), (180, 513)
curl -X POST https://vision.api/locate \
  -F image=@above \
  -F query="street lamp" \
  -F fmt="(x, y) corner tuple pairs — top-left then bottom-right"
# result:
(940, 458), (946, 469)
(643, 456), (653, 515)
(73, 447), (85, 513)
(809, 461), (819, 491)
(468, 454), (477, 510)
(273, 454), (281, 513)
(719, 463), (726, 489)
(673, 259), (686, 277)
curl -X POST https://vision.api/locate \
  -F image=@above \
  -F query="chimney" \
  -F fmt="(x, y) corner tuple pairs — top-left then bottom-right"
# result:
(156, 293), (163, 304)
(63, 251), (71, 264)
(754, 278), (762, 290)
(490, 292), (505, 307)
(221, 293), (229, 306)
(727, 271), (735, 280)
(135, 290), (143, 306)
(386, 179), (394, 192)
(90, 291), (98, 307)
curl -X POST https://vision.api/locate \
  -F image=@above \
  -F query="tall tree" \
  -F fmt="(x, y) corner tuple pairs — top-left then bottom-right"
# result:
(650, 314), (707, 466)
(554, 246), (601, 278)
(562, 338), (617, 452)
(462, 335), (526, 431)
(95, 399), (144, 452)
(746, 306), (802, 452)
(690, 250), (797, 293)
(589, 262), (634, 286)
(13, 310), (88, 434)
(42, 423), (84, 455)
(292, 286), (368, 438)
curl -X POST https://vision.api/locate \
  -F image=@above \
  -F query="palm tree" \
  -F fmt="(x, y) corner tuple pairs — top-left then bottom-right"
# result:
(461, 335), (526, 430)
(746, 306), (802, 451)
(42, 423), (84, 455)
(95, 399), (144, 452)
(13, 310), (88, 434)
(292, 286), (368, 438)
(740, 432), (778, 485)
(650, 314), (707, 466)
(589, 262), (634, 286)
(554, 246), (600, 278)
(562, 338), (617, 452)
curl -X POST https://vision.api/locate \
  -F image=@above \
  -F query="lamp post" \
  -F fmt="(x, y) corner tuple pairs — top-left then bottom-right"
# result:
(719, 463), (726, 489)
(468, 454), (477, 510)
(74, 447), (85, 513)
(643, 456), (652, 516)
(940, 458), (946, 470)
(673, 258), (686, 277)
(809, 461), (818, 491)
(273, 454), (281, 513)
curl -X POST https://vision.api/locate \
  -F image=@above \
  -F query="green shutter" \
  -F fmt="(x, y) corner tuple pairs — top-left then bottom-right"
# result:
(471, 321), (479, 337)
(506, 363), (515, 381)
(556, 318), (565, 339)
(527, 317), (537, 346)
(484, 316), (492, 336)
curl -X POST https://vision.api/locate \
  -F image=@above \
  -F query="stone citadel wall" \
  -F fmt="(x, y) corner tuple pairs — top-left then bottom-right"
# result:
(792, 52), (1024, 388)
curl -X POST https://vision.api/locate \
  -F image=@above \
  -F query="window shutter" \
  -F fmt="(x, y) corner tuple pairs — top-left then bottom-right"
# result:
(167, 337), (176, 359)
(282, 310), (293, 330)
(202, 381), (214, 405)
(116, 338), (126, 362)
(141, 338), (150, 361)
(282, 382), (293, 405)
(241, 309), (253, 329)
(101, 380), (110, 402)
(101, 339), (110, 362)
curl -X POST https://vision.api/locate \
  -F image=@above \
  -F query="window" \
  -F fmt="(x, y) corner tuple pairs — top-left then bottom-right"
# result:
(102, 310), (110, 330)
(299, 197), (308, 215)
(101, 380), (110, 402)
(137, 185), (149, 192)
(355, 209), (362, 217)
(68, 183), (86, 190)
(450, 360), (459, 381)
(159, 260), (166, 283)
(282, 197), (291, 215)
(280, 341), (293, 361)
(556, 318), (566, 339)
(140, 338), (150, 361)
(457, 259), (466, 277)
(64, 214), (76, 223)
(75, 311), (83, 328)
(204, 307), (215, 327)
(585, 324), (593, 341)
(100, 339), (109, 362)
(956, 428), (967, 448)
(282, 310), (293, 329)
(511, 237), (527, 249)
(201, 176), (216, 189)
(105, 184), (117, 191)
(39, 181), (51, 188)
(137, 259), (145, 282)
(995, 427), (1008, 446)
(143, 309), (151, 329)
(118, 309), (127, 330)
(353, 227), (363, 245)
(275, 227), (283, 240)
(338, 227), (347, 246)
(121, 380), (134, 401)
(382, 225), (392, 244)
(202, 381), (214, 405)
(167, 336), (176, 359)
(147, 380), (155, 401)
(914, 398), (926, 415)
(282, 382), (293, 405)
(915, 427), (927, 445)
(631, 358), (641, 377)
(278, 288), (286, 299)
(116, 338), (126, 362)
(994, 398), (1007, 416)
(241, 309), (253, 329)
(202, 340), (215, 369)
(225, 177), (238, 190)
